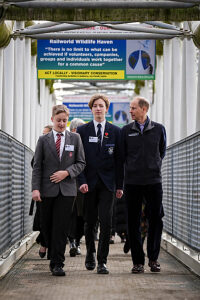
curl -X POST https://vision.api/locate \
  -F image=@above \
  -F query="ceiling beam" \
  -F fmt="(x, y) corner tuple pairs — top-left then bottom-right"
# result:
(2, 6), (200, 22)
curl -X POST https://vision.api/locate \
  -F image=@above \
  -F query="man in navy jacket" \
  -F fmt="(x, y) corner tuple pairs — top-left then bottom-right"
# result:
(121, 96), (166, 274)
(77, 94), (123, 274)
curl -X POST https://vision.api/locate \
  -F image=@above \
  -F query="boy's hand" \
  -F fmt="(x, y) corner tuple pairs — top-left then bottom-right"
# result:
(32, 190), (41, 202)
(79, 184), (89, 194)
(50, 170), (69, 183)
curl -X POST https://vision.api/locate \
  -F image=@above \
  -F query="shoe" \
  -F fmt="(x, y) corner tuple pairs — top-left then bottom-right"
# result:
(123, 240), (130, 254)
(85, 252), (96, 270)
(69, 242), (77, 257)
(76, 246), (81, 255)
(131, 264), (144, 274)
(97, 263), (109, 274)
(39, 247), (46, 258)
(52, 266), (65, 276)
(148, 260), (161, 272)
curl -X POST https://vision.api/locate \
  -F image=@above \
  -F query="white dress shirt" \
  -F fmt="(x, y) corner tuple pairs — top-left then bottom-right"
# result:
(52, 129), (65, 159)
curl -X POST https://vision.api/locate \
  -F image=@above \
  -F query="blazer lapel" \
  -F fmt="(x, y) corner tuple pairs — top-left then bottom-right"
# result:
(46, 131), (60, 161)
(101, 121), (111, 152)
(87, 121), (96, 138)
(61, 130), (71, 162)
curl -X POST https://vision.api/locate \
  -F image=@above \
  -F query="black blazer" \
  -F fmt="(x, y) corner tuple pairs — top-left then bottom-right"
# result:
(77, 121), (123, 192)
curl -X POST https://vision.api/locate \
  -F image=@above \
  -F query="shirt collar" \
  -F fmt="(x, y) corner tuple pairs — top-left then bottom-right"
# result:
(93, 119), (106, 128)
(135, 116), (149, 130)
(52, 129), (65, 139)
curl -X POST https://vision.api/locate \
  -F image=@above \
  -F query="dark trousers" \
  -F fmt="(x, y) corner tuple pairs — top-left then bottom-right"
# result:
(75, 216), (84, 244)
(40, 193), (75, 268)
(84, 178), (114, 264)
(111, 196), (116, 236)
(125, 183), (164, 265)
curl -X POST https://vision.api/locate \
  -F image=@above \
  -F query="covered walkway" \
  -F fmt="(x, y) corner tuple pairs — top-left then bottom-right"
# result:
(0, 1), (200, 298)
(0, 237), (199, 300)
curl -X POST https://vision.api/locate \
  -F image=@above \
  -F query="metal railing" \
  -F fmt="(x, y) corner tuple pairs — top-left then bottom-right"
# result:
(162, 131), (200, 252)
(0, 130), (33, 256)
(0, 127), (199, 255)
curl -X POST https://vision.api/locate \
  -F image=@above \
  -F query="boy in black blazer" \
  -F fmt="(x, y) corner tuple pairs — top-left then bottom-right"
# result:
(77, 94), (123, 274)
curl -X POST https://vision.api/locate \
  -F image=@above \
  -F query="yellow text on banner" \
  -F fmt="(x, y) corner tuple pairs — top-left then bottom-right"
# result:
(38, 70), (124, 80)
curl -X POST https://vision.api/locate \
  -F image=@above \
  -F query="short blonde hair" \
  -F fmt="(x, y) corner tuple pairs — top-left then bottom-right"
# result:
(134, 96), (149, 111)
(52, 104), (69, 117)
(88, 94), (110, 109)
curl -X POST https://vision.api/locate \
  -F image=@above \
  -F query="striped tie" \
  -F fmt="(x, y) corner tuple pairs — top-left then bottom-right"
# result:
(56, 133), (62, 159)
(97, 123), (102, 152)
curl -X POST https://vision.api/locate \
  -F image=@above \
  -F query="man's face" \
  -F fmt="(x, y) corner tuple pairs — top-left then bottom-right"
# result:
(51, 112), (68, 132)
(91, 98), (108, 120)
(130, 99), (145, 121)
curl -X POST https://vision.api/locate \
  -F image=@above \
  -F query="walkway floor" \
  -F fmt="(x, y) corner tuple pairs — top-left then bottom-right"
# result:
(0, 237), (200, 300)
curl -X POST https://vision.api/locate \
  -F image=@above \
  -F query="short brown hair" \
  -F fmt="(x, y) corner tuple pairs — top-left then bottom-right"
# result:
(88, 94), (110, 109)
(134, 96), (149, 110)
(52, 104), (69, 117)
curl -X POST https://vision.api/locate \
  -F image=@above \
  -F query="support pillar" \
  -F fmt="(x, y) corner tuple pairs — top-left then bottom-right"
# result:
(0, 49), (3, 128)
(13, 21), (24, 143)
(2, 39), (14, 135)
(162, 40), (172, 145)
(23, 37), (31, 147)
(30, 55), (37, 150)
(195, 50), (200, 131)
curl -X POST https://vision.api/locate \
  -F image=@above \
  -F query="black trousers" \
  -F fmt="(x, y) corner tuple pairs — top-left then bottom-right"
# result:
(84, 178), (114, 264)
(40, 193), (75, 268)
(125, 183), (164, 265)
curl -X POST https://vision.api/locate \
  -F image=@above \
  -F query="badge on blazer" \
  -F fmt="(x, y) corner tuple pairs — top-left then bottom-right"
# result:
(65, 144), (74, 151)
(104, 132), (109, 138)
(128, 133), (139, 136)
(108, 147), (114, 155)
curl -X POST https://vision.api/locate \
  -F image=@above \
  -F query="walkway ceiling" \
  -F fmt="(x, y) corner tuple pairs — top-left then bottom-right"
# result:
(0, 0), (200, 22)
(1, 0), (200, 100)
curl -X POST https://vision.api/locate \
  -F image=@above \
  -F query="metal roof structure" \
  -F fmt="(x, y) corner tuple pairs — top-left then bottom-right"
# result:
(1, 0), (200, 99)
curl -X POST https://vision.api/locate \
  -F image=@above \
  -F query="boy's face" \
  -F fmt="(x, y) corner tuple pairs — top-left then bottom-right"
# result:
(51, 112), (68, 132)
(91, 98), (108, 121)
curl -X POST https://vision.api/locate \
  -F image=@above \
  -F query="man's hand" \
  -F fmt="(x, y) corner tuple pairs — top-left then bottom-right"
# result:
(79, 184), (89, 194)
(116, 189), (123, 199)
(32, 190), (41, 202)
(50, 170), (69, 183)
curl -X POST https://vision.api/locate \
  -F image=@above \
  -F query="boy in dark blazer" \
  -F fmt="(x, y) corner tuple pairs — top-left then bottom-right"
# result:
(32, 105), (85, 276)
(77, 94), (123, 274)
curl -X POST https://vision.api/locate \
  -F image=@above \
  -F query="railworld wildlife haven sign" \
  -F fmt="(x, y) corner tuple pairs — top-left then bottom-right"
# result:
(37, 27), (156, 80)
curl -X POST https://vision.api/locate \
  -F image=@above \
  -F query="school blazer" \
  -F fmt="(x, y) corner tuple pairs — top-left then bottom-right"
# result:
(77, 121), (123, 192)
(32, 130), (86, 197)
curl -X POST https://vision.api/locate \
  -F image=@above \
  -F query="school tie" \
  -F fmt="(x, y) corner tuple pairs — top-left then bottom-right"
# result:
(56, 133), (63, 159)
(97, 123), (102, 152)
